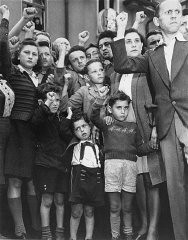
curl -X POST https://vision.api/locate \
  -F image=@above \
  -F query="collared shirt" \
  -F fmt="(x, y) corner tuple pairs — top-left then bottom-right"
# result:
(118, 73), (133, 100)
(78, 73), (90, 87)
(72, 140), (100, 168)
(163, 32), (185, 80)
(18, 65), (39, 87)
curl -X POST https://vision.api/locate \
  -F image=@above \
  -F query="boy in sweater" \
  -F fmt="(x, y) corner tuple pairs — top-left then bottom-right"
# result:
(90, 91), (155, 240)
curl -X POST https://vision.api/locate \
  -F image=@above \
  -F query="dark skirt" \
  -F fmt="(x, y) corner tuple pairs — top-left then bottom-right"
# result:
(70, 165), (104, 207)
(5, 119), (36, 179)
(0, 117), (10, 184)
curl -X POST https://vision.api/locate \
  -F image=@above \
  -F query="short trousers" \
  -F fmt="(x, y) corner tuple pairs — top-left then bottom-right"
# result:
(34, 166), (69, 194)
(104, 159), (138, 193)
(70, 165), (104, 207)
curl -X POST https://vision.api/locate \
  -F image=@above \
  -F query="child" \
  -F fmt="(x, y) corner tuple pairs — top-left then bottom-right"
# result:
(31, 83), (72, 240)
(90, 91), (155, 240)
(63, 111), (104, 240)
(68, 58), (110, 119)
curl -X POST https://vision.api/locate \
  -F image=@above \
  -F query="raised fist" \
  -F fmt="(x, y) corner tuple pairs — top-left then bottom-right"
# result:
(78, 31), (90, 46)
(135, 11), (147, 25)
(116, 11), (128, 29)
(23, 7), (37, 21)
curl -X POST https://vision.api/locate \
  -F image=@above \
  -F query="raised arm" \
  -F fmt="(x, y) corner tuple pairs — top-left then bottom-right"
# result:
(9, 7), (37, 39)
(111, 12), (149, 74)
(132, 11), (147, 30)
(0, 5), (11, 76)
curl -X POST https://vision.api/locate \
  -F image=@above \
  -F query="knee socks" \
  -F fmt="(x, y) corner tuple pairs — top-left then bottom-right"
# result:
(8, 197), (26, 236)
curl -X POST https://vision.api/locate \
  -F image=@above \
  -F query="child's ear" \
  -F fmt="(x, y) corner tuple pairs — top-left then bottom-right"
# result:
(107, 104), (112, 114)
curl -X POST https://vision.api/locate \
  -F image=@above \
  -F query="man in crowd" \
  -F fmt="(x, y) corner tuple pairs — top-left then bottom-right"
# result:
(111, 0), (188, 239)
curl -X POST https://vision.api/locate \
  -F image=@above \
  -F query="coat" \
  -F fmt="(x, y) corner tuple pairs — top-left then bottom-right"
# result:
(111, 38), (188, 140)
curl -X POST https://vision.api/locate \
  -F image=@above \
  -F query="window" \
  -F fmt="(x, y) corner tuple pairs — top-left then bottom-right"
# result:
(22, 0), (46, 31)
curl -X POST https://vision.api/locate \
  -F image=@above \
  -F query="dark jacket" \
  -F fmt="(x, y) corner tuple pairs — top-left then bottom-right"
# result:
(31, 103), (72, 172)
(111, 38), (188, 140)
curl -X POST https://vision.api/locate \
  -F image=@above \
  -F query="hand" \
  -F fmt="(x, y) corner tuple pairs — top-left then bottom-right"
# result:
(64, 73), (71, 86)
(116, 11), (128, 38)
(58, 43), (67, 56)
(150, 126), (158, 150)
(91, 125), (99, 144)
(23, 7), (37, 21)
(98, 86), (109, 98)
(67, 107), (73, 119)
(104, 116), (114, 125)
(78, 31), (90, 46)
(46, 74), (54, 84)
(9, 36), (20, 52)
(23, 21), (35, 32)
(0, 5), (9, 19)
(135, 11), (146, 25)
(45, 91), (55, 107)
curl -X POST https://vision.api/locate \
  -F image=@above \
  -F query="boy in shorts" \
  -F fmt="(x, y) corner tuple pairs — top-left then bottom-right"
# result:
(90, 91), (155, 240)
(32, 83), (72, 240)
(63, 111), (104, 240)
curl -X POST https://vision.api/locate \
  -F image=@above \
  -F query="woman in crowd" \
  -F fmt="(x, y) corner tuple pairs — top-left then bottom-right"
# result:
(0, 6), (40, 239)
(0, 5), (15, 239)
(110, 28), (165, 240)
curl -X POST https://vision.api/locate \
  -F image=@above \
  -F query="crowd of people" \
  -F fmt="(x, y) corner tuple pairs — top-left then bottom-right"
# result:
(0, 0), (187, 240)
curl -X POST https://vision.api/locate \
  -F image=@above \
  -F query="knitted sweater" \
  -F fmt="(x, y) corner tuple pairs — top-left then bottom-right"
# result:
(0, 19), (38, 121)
(31, 103), (72, 171)
(90, 99), (153, 161)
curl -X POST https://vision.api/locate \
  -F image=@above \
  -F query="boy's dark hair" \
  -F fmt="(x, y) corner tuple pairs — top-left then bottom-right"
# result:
(37, 41), (50, 48)
(37, 83), (62, 101)
(84, 58), (103, 74)
(97, 30), (116, 46)
(71, 110), (90, 132)
(146, 30), (162, 40)
(124, 28), (146, 54)
(108, 91), (131, 107)
(67, 45), (86, 59)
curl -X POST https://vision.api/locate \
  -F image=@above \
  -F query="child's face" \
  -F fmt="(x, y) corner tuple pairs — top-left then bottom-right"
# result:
(48, 93), (60, 113)
(73, 118), (91, 141)
(87, 62), (105, 85)
(108, 100), (129, 122)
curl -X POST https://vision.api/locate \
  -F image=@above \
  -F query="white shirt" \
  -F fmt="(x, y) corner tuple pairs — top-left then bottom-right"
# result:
(18, 65), (39, 87)
(118, 73), (133, 99)
(163, 32), (185, 80)
(72, 140), (100, 168)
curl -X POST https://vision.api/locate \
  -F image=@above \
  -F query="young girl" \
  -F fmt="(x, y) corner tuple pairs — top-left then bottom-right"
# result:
(1, 11), (40, 237)
(68, 58), (110, 120)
